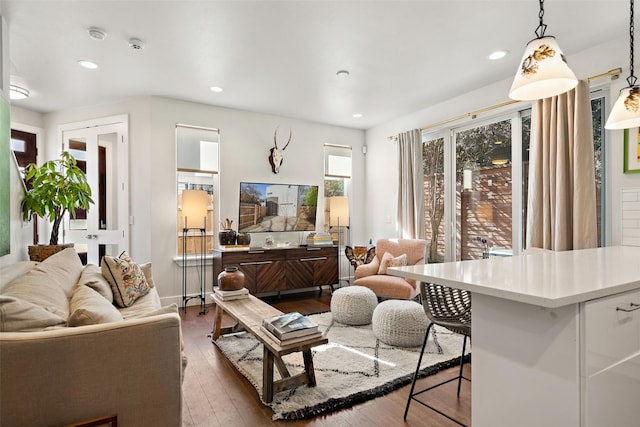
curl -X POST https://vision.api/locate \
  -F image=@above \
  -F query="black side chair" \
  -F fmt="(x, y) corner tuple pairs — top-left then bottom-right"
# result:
(404, 282), (471, 426)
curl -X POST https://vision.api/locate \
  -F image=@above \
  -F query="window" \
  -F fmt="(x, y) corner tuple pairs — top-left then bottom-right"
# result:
(423, 136), (445, 263)
(324, 144), (352, 236)
(425, 91), (607, 263)
(176, 125), (219, 254)
(454, 118), (513, 261)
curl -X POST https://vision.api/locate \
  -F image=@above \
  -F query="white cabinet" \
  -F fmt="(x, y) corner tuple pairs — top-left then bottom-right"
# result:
(582, 289), (640, 426)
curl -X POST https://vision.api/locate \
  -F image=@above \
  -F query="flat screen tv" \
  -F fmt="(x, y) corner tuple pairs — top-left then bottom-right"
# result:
(238, 182), (318, 232)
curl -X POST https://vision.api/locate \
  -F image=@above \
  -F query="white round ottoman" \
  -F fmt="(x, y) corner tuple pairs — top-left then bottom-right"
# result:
(372, 300), (429, 347)
(331, 286), (378, 325)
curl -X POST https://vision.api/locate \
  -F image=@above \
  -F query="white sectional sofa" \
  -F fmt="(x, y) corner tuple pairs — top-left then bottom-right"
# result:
(0, 248), (184, 427)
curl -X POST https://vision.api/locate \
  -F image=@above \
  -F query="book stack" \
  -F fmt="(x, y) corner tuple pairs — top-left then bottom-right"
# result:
(261, 312), (322, 345)
(213, 287), (249, 301)
(307, 232), (333, 246)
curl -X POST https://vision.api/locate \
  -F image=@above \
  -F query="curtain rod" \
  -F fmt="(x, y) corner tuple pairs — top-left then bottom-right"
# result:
(388, 67), (622, 141)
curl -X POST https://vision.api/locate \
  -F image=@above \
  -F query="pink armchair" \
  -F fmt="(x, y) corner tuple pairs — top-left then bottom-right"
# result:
(352, 238), (428, 300)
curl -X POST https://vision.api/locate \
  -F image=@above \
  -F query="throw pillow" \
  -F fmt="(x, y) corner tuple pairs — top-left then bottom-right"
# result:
(101, 251), (150, 308)
(377, 252), (408, 275)
(68, 284), (123, 327)
(140, 262), (155, 288)
(78, 264), (113, 302)
(0, 296), (67, 332)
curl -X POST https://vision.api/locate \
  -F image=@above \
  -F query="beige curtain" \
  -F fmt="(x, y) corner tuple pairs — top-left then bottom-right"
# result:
(526, 80), (597, 251)
(396, 129), (424, 239)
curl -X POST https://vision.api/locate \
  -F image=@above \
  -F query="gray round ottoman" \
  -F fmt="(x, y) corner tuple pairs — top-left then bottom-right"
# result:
(331, 286), (378, 325)
(372, 300), (429, 347)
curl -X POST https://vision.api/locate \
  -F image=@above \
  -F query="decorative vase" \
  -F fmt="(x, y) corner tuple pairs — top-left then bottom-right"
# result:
(218, 229), (237, 246)
(236, 232), (251, 245)
(217, 266), (245, 291)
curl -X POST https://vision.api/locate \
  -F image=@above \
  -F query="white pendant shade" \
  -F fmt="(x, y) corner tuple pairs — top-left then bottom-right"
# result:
(605, 86), (640, 129)
(509, 36), (578, 101)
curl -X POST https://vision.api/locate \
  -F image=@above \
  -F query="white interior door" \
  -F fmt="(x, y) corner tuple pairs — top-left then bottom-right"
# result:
(61, 116), (129, 265)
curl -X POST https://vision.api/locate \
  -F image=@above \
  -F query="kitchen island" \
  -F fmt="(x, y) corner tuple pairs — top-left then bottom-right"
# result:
(389, 246), (640, 427)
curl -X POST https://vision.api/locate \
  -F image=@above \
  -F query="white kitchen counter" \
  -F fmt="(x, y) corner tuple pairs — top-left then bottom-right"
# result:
(388, 246), (640, 427)
(389, 246), (640, 308)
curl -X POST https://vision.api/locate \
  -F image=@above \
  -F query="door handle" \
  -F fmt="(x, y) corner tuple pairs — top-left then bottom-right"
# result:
(85, 234), (98, 240)
(616, 302), (640, 312)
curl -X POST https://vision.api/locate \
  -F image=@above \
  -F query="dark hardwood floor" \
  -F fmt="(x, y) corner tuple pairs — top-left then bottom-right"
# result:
(180, 287), (471, 426)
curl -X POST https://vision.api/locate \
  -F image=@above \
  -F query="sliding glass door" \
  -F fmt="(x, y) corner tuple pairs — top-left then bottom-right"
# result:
(453, 117), (516, 261)
(424, 113), (522, 263)
(425, 92), (607, 263)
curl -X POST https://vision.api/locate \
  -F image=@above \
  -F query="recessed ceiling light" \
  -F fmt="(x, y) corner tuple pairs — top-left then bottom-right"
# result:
(352, 113), (363, 118)
(337, 70), (350, 78)
(488, 50), (508, 60)
(210, 86), (224, 93)
(88, 27), (107, 41)
(9, 85), (29, 100)
(78, 60), (99, 69)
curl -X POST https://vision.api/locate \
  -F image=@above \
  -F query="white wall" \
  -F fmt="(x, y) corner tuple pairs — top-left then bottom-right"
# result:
(364, 36), (633, 247)
(6, 96), (365, 304)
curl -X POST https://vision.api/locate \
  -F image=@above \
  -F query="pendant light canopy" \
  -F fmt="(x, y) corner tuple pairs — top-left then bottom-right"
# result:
(509, 0), (578, 101)
(606, 0), (640, 130)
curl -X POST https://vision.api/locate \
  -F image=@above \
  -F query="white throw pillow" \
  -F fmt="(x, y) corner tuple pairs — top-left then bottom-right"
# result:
(68, 284), (123, 327)
(377, 252), (408, 275)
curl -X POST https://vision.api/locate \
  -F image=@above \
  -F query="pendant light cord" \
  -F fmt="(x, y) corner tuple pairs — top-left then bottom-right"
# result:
(535, 0), (548, 38)
(629, 0), (637, 87)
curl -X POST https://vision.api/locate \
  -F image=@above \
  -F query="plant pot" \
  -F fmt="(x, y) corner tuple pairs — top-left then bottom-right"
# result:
(218, 230), (237, 246)
(28, 243), (74, 262)
(217, 266), (245, 291)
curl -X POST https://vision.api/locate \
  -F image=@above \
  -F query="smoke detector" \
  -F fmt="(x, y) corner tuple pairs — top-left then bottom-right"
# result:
(128, 38), (144, 50)
(88, 27), (107, 41)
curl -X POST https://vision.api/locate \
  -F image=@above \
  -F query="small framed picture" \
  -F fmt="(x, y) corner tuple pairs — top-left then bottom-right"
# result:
(623, 127), (640, 174)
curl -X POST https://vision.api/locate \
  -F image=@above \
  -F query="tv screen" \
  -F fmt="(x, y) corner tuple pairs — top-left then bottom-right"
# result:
(238, 182), (318, 232)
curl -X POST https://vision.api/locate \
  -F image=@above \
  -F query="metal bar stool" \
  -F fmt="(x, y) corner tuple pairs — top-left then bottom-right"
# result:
(404, 282), (471, 426)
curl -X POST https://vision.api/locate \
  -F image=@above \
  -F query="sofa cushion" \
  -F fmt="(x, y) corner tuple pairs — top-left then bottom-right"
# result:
(118, 287), (162, 320)
(68, 284), (123, 327)
(0, 261), (38, 292)
(102, 251), (151, 308)
(0, 296), (67, 332)
(0, 249), (84, 320)
(377, 252), (407, 275)
(78, 264), (114, 302)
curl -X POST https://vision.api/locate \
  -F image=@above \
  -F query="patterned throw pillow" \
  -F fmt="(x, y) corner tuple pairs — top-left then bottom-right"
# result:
(101, 251), (150, 307)
(377, 252), (408, 275)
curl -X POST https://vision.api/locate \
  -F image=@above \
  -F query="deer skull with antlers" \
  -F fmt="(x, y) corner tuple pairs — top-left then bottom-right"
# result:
(268, 127), (292, 174)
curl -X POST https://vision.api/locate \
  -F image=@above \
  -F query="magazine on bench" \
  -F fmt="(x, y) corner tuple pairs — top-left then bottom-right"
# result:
(262, 311), (319, 340)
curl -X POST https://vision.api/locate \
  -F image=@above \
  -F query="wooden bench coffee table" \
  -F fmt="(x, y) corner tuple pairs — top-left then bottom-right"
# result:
(210, 293), (328, 403)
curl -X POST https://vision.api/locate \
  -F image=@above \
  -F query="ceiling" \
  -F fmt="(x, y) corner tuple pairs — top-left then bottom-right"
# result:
(3, 1), (630, 130)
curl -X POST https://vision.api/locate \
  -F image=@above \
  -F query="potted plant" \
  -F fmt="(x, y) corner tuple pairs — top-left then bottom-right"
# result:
(21, 151), (94, 261)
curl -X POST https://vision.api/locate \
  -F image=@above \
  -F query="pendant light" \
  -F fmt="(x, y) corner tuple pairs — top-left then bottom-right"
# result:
(606, 0), (640, 129)
(509, 0), (578, 101)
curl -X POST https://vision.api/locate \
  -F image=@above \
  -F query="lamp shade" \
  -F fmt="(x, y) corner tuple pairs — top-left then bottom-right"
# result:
(181, 189), (208, 229)
(605, 86), (640, 129)
(509, 36), (578, 101)
(329, 196), (349, 227)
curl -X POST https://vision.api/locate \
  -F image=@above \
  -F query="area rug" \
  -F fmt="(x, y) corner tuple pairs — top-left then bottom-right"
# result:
(212, 311), (470, 420)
